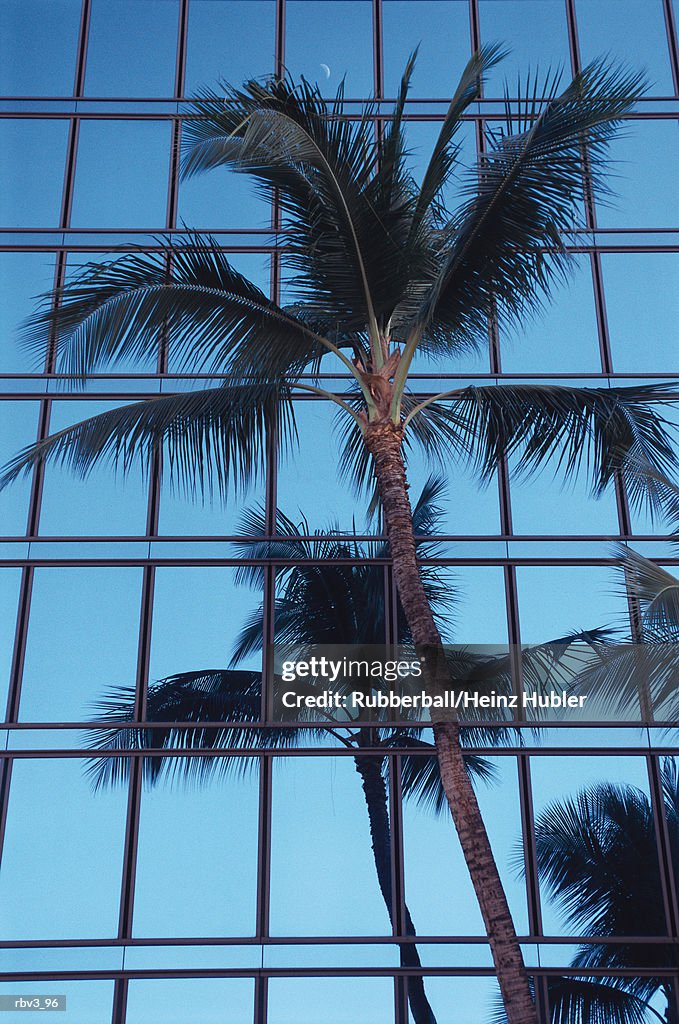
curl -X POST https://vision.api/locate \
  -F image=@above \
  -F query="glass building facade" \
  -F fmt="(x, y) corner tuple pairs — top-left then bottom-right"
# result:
(0, 1), (678, 1021)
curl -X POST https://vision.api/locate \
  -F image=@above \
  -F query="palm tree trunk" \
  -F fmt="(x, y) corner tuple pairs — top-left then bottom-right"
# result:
(354, 752), (438, 1024)
(364, 420), (538, 1024)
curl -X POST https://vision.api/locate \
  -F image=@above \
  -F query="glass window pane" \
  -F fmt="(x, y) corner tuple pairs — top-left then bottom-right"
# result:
(127, 979), (254, 1024)
(19, 567), (143, 722)
(445, 566), (508, 645)
(185, 0), (275, 95)
(0, 401), (38, 536)
(268, 978), (394, 1023)
(602, 253), (679, 373)
(285, 1), (374, 96)
(404, 754), (527, 939)
(133, 770), (259, 937)
(0, 758), (127, 938)
(406, 456), (501, 536)
(71, 121), (170, 228)
(85, 0), (179, 97)
(177, 139), (271, 229)
(479, 0), (571, 96)
(403, 765), (486, 935)
(595, 120), (679, 228)
(60, 251), (160, 374)
(38, 401), (150, 536)
(270, 756), (393, 935)
(165, 252), (271, 368)
(0, 0), (80, 96)
(0, 253), (56, 373)
(149, 566), (262, 679)
(516, 565), (626, 642)
(0, 121), (68, 227)
(509, 463), (619, 536)
(158, 477), (266, 536)
(500, 255), (601, 372)
(277, 400), (368, 532)
(0, 569), (21, 715)
(383, 1), (471, 98)
(576, 0), (674, 95)
(406, 978), (500, 1024)
(530, 754), (658, 935)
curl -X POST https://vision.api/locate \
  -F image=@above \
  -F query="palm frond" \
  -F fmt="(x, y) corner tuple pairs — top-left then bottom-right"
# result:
(407, 384), (679, 518)
(615, 545), (679, 637)
(183, 75), (425, 331)
(406, 59), (646, 356)
(410, 44), (507, 232)
(23, 237), (325, 379)
(86, 669), (314, 790)
(0, 383), (294, 499)
(532, 780), (663, 938)
(490, 977), (660, 1024)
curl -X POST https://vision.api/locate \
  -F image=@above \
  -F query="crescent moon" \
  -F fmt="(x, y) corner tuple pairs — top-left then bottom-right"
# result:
(320, 64), (331, 79)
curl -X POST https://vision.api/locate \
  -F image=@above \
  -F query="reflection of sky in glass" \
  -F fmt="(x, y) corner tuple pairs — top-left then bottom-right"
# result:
(596, 120), (679, 229)
(0, 982), (113, 1024)
(382, 1), (471, 98)
(509, 458), (619, 536)
(0, 253), (56, 372)
(71, 121), (171, 229)
(84, 0), (179, 97)
(271, 757), (392, 935)
(516, 565), (626, 641)
(0, 401), (38, 535)
(149, 566), (262, 678)
(500, 255), (601, 373)
(576, 0), (674, 95)
(603, 253), (679, 372)
(285, 1), (374, 96)
(185, 0), (275, 95)
(0, 569), (21, 712)
(268, 977), (393, 1024)
(38, 401), (150, 536)
(479, 0), (571, 95)
(0, 0), (80, 95)
(0, 121), (68, 227)
(19, 567), (142, 722)
(0, 759), (127, 938)
(126, 979), (254, 1024)
(133, 773), (259, 937)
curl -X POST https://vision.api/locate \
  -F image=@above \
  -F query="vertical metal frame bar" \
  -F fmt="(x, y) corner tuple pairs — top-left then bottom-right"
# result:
(647, 752), (679, 937)
(373, 0), (384, 99)
(390, 754), (408, 1024)
(663, 0), (679, 96)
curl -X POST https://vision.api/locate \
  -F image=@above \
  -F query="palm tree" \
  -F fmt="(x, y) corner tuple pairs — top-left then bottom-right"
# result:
(88, 480), (602, 1023)
(528, 758), (679, 1024)
(88, 478), (483, 1024)
(3, 50), (678, 1023)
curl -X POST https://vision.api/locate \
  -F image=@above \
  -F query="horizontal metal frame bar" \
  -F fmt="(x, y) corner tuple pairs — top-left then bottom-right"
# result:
(1, 967), (677, 981)
(0, 934), (675, 948)
(3, 747), (678, 760)
(1, 558), (677, 569)
(1, 108), (678, 121)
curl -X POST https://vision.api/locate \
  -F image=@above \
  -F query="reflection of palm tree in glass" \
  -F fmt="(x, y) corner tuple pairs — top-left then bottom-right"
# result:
(516, 546), (679, 1023)
(527, 759), (679, 1024)
(89, 479), (464, 1024)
